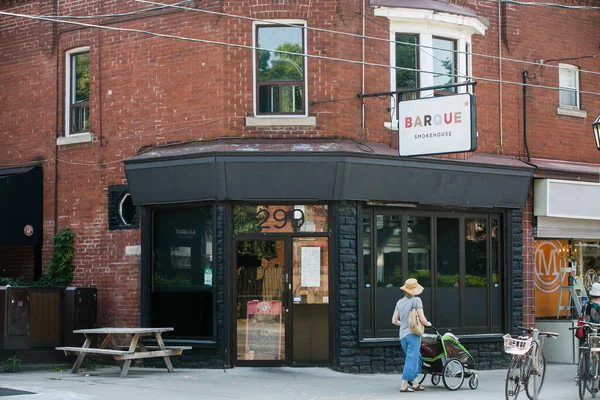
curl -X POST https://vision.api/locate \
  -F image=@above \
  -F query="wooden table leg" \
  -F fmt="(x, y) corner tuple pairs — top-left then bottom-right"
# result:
(120, 334), (141, 377)
(71, 335), (93, 373)
(155, 333), (174, 373)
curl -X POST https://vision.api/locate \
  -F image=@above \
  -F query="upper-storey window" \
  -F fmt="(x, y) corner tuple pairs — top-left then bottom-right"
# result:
(559, 63), (580, 109)
(255, 23), (306, 116)
(65, 47), (90, 136)
(374, 4), (487, 128)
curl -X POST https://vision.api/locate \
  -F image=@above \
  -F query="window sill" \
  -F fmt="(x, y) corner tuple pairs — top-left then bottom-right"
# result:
(384, 121), (399, 131)
(245, 116), (316, 127)
(57, 132), (93, 146)
(556, 106), (587, 118)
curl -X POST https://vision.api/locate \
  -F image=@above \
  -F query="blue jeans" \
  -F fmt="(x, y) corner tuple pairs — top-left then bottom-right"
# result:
(400, 333), (422, 381)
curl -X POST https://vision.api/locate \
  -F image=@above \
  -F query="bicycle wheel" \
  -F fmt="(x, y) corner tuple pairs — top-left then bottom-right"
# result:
(592, 354), (598, 399)
(506, 356), (523, 400)
(442, 358), (465, 390)
(579, 351), (591, 400)
(525, 353), (546, 400)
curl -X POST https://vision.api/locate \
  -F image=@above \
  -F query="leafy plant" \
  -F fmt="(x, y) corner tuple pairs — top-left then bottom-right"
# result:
(2, 355), (22, 373)
(33, 228), (75, 287)
(0, 276), (26, 286)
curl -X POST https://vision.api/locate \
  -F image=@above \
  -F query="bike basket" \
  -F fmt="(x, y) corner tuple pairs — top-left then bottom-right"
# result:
(503, 334), (533, 355)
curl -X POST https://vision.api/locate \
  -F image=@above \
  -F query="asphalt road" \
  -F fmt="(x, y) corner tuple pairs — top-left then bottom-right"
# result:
(0, 363), (581, 400)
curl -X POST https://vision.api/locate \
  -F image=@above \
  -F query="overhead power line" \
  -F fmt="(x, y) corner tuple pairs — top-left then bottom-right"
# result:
(8, 0), (600, 78)
(499, 0), (600, 10)
(2, 8), (600, 98)
(135, 0), (600, 77)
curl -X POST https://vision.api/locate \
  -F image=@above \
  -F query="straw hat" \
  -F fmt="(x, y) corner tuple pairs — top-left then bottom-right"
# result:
(590, 282), (600, 297)
(400, 278), (424, 296)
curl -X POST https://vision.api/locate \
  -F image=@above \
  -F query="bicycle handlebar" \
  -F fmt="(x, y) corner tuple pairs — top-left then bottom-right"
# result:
(515, 326), (560, 338)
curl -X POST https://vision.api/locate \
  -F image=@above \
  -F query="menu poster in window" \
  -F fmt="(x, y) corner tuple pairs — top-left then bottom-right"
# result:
(245, 300), (282, 360)
(301, 247), (321, 287)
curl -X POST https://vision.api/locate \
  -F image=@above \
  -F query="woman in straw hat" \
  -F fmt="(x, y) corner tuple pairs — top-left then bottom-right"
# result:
(392, 278), (432, 393)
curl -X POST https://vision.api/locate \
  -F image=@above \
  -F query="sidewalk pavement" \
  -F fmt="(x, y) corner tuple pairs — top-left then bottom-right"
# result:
(0, 363), (580, 400)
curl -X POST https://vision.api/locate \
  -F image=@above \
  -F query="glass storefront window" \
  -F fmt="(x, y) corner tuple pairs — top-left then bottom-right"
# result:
(361, 209), (503, 338)
(234, 205), (328, 233)
(151, 207), (214, 340)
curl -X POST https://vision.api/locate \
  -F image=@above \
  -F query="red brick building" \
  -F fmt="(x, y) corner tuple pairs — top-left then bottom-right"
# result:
(1, 0), (599, 371)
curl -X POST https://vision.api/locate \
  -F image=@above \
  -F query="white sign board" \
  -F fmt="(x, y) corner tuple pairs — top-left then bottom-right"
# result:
(301, 247), (321, 287)
(398, 93), (476, 157)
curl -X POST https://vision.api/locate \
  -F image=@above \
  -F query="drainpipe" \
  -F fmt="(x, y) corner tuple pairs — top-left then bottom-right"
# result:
(498, 1), (503, 151)
(361, 0), (365, 130)
(522, 71), (531, 162)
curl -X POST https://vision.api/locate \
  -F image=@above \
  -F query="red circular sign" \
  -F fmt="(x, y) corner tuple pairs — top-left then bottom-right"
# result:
(24, 225), (34, 237)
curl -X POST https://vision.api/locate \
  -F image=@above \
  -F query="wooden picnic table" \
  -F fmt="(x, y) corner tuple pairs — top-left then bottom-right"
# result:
(56, 327), (191, 377)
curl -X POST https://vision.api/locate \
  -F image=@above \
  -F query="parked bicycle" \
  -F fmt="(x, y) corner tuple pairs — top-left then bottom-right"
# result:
(570, 321), (600, 399)
(503, 326), (559, 400)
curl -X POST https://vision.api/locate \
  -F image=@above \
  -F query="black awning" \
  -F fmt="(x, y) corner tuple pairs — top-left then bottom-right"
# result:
(0, 165), (43, 245)
(123, 140), (533, 209)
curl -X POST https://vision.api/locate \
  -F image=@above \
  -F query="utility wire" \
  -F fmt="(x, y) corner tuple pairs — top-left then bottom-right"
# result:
(2, 8), (600, 97)
(498, 0), (600, 10)
(134, 0), (600, 77)
(16, 0), (600, 78)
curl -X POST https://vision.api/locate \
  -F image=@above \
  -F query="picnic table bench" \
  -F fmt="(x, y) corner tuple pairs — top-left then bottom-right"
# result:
(56, 327), (191, 377)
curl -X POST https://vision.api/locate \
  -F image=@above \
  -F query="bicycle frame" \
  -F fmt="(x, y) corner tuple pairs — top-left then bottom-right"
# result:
(575, 321), (600, 399)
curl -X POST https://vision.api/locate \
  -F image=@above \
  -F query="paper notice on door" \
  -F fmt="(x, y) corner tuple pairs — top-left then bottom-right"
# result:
(301, 247), (321, 287)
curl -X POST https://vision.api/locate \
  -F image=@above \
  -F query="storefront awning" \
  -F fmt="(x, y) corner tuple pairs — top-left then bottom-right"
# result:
(534, 178), (600, 239)
(123, 140), (534, 209)
(0, 165), (43, 245)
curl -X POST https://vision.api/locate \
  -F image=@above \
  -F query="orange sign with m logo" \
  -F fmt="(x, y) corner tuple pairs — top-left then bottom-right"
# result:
(534, 240), (569, 317)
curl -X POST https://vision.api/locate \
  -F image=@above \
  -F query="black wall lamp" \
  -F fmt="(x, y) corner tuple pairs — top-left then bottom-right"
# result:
(593, 115), (600, 151)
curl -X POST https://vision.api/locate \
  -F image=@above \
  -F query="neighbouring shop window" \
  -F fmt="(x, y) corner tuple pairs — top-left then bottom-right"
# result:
(361, 209), (502, 338)
(255, 23), (306, 115)
(234, 204), (328, 234)
(574, 240), (600, 291)
(66, 48), (90, 135)
(151, 207), (214, 340)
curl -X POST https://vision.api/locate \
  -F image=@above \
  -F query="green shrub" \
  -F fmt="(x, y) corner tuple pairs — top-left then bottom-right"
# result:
(0, 277), (26, 286)
(33, 228), (75, 287)
(2, 355), (22, 373)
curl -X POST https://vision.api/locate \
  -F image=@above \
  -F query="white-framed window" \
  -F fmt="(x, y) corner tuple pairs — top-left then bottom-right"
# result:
(374, 7), (487, 129)
(65, 47), (90, 136)
(254, 21), (306, 116)
(248, 20), (314, 126)
(558, 63), (580, 109)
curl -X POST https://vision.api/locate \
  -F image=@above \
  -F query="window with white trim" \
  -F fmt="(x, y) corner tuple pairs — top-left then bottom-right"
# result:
(558, 63), (580, 109)
(253, 22), (307, 116)
(65, 47), (90, 136)
(374, 7), (487, 129)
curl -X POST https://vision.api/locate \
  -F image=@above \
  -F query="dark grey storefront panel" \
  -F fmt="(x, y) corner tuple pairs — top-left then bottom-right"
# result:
(224, 160), (340, 200)
(342, 157), (532, 208)
(126, 160), (218, 204)
(124, 152), (533, 209)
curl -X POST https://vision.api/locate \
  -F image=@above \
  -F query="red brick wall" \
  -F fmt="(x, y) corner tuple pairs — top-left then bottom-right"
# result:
(1, 0), (598, 328)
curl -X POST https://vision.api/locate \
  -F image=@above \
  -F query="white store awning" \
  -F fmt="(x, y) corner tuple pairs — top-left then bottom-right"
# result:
(534, 179), (600, 239)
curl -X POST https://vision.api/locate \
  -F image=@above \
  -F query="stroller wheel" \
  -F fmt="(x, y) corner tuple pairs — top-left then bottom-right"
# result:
(469, 375), (479, 390)
(432, 375), (441, 386)
(442, 358), (465, 391)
